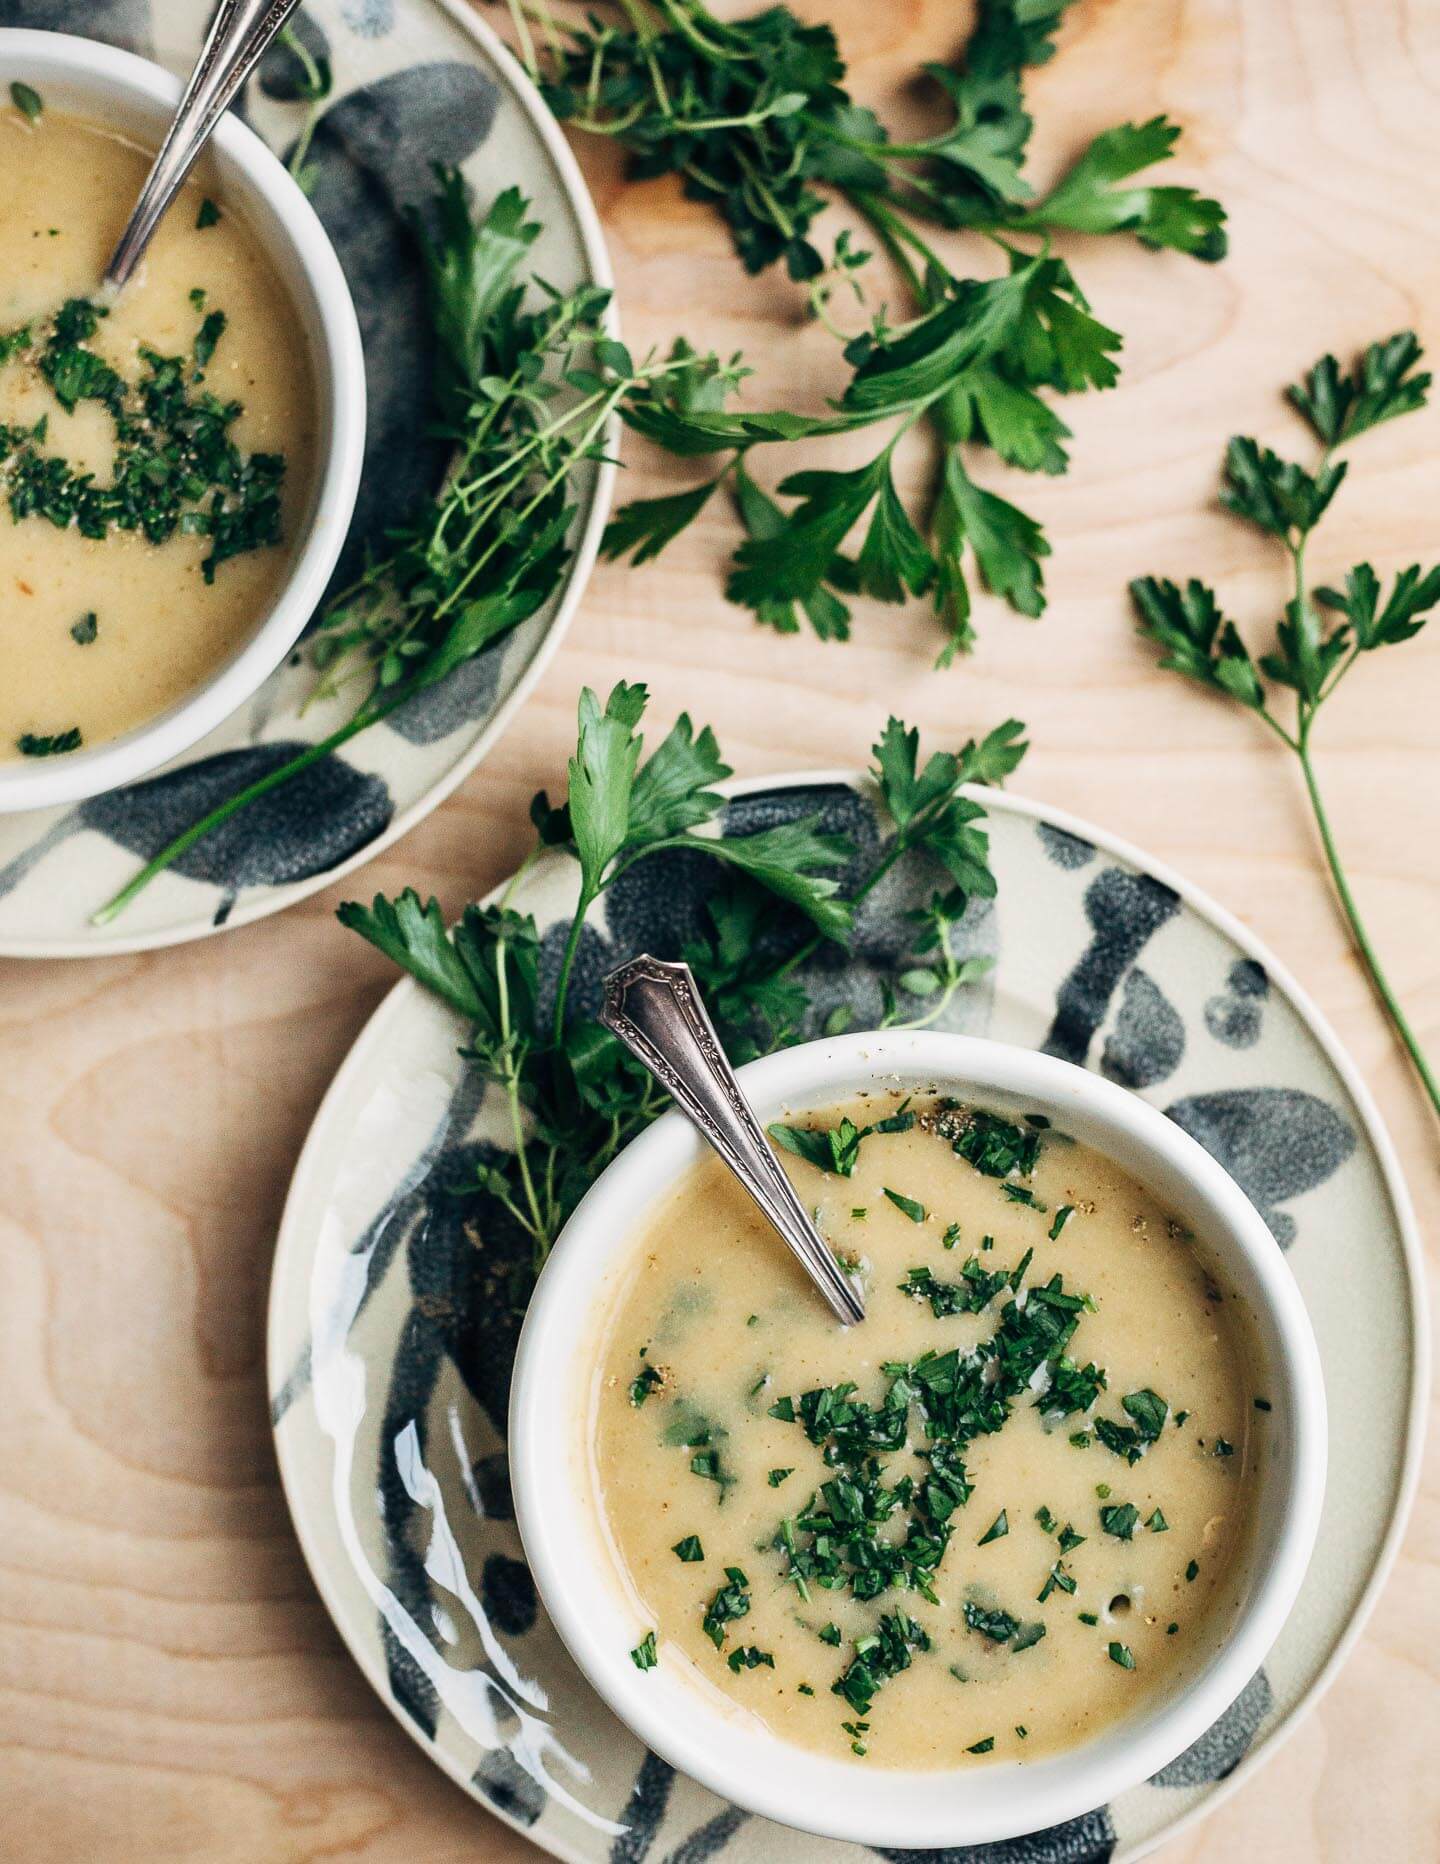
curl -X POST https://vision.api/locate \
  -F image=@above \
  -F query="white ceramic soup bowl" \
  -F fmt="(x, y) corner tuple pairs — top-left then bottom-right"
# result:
(509, 1029), (1326, 1850)
(0, 29), (365, 813)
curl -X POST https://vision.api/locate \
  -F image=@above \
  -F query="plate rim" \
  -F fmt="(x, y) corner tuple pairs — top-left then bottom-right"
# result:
(267, 770), (1429, 1863)
(0, 0), (617, 962)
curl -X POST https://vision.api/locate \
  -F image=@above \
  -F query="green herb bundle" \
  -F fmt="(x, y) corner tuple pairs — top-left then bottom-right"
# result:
(338, 686), (1027, 1271)
(1132, 332), (1440, 1119)
(504, 0), (1226, 657)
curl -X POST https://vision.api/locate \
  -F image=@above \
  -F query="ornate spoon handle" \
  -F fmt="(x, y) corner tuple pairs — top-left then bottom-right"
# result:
(600, 954), (865, 1327)
(106, 0), (306, 291)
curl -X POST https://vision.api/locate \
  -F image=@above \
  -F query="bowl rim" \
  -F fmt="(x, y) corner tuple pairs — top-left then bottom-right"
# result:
(0, 27), (365, 812)
(508, 1028), (1328, 1849)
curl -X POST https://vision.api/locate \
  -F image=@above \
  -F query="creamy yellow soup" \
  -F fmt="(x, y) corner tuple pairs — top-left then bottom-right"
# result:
(0, 97), (316, 761)
(593, 1093), (1262, 1769)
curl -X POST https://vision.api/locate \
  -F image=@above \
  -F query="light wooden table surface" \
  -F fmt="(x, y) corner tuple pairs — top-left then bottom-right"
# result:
(2, 2), (1437, 1859)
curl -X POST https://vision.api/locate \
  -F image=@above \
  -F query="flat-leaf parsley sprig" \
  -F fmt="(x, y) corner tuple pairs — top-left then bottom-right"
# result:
(1131, 331), (1439, 1119)
(502, 0), (1226, 659)
(339, 686), (1027, 1274)
(93, 171), (744, 924)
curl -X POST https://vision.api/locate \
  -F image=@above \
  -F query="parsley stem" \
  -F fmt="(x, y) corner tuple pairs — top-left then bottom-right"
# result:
(551, 883), (596, 1042)
(1297, 735), (1440, 1117)
(89, 698), (399, 926)
(495, 930), (549, 1257)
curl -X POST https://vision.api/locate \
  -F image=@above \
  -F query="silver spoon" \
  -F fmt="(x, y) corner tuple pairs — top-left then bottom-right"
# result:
(600, 954), (866, 1327)
(106, 0), (307, 292)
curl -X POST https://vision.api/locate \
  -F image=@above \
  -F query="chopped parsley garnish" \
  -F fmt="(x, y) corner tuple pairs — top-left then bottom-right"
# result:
(196, 197), (222, 229)
(1034, 1504), (1058, 1534)
(767, 1467), (793, 1486)
(1012, 1620), (1047, 1653)
(629, 1362), (662, 1406)
(630, 1631), (657, 1671)
(0, 325), (31, 367)
(769, 1107), (915, 1176)
(941, 1221), (961, 1250)
(701, 1568), (751, 1647)
(1057, 1523), (1086, 1554)
(1048, 1204), (1076, 1239)
(1185, 1559), (1200, 1582)
(1002, 1183), (1046, 1210)
(964, 1601), (1019, 1643)
(1094, 1387), (1169, 1463)
(1214, 1436), (1235, 1457)
(671, 1535), (704, 1562)
(1174, 1409), (1191, 1427)
(978, 1510), (1008, 1546)
(194, 309), (227, 369)
(1038, 1560), (1076, 1603)
(797, 1682), (814, 1695)
(1167, 1622), (1179, 1635)
(726, 1644), (775, 1673)
(69, 611), (97, 646)
(0, 297), (285, 582)
(900, 1260), (1008, 1317)
(1099, 1502), (1140, 1540)
(818, 1623), (842, 1646)
(1043, 1357), (1108, 1417)
(1108, 1642), (1136, 1670)
(1070, 1431), (1091, 1448)
(17, 727), (81, 757)
(883, 1187), (927, 1223)
(833, 1610), (929, 1715)
(1078, 1611), (1099, 1626)
(1146, 1508), (1169, 1533)
(945, 1107), (1043, 1179)
(1254, 1397), (1272, 1412)
(1015, 1725), (1028, 1739)
(10, 81), (42, 122)
(966, 1735), (996, 1754)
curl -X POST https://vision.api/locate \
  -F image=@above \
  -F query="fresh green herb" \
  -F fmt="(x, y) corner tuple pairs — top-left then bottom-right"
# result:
(1012, 1620), (1047, 1653)
(1132, 331), (1440, 1119)
(727, 1644), (775, 1672)
(69, 612), (98, 646)
(1015, 1725), (1028, 1739)
(1042, 1357), (1107, 1418)
(1007, 1247), (1033, 1293)
(0, 325), (32, 367)
(1078, 1611), (1099, 1626)
(1057, 1524), (1085, 1554)
(630, 1363), (662, 1406)
(978, 1510), (1009, 1546)
(1214, 1437), (1235, 1458)
(275, 24), (334, 195)
(193, 309), (227, 369)
(1174, 1410), (1191, 1427)
(196, 197), (221, 229)
(702, 1568), (752, 1647)
(797, 1682), (815, 1696)
(1185, 1559), (1200, 1582)
(1108, 1641), (1135, 1670)
(1069, 1431), (1091, 1448)
(1048, 1204), (1075, 1239)
(1002, 1183), (1046, 1209)
(943, 1106), (1042, 1178)
(9, 81), (42, 121)
(818, 1623), (842, 1647)
(1095, 1388), (1169, 1463)
(1167, 1622), (1179, 1635)
(769, 1107), (914, 1175)
(967, 1736), (996, 1755)
(1037, 1560), (1076, 1603)
(1099, 1502), (1140, 1540)
(509, 0), (1224, 660)
(1034, 1504), (1058, 1535)
(1254, 1397), (1272, 1412)
(1146, 1508), (1169, 1533)
(941, 1221), (961, 1251)
(833, 1610), (930, 1715)
(16, 727), (82, 757)
(672, 1535), (705, 1562)
(630, 1631), (658, 1671)
(767, 1468), (793, 1487)
(883, 1187), (928, 1223)
(901, 1260), (1008, 1317)
(0, 297), (284, 580)
(964, 1601), (1019, 1643)
(1095, 1483), (1111, 1499)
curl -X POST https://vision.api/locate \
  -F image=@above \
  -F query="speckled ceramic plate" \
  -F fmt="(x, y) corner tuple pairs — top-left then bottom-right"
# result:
(0, 0), (612, 957)
(268, 777), (1426, 1864)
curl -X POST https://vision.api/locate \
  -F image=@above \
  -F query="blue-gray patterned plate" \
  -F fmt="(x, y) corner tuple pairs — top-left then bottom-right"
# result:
(0, 0), (612, 956)
(268, 776), (1426, 1863)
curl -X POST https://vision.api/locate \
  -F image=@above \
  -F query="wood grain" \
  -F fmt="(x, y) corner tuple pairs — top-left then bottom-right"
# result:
(1, 1), (1437, 1858)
